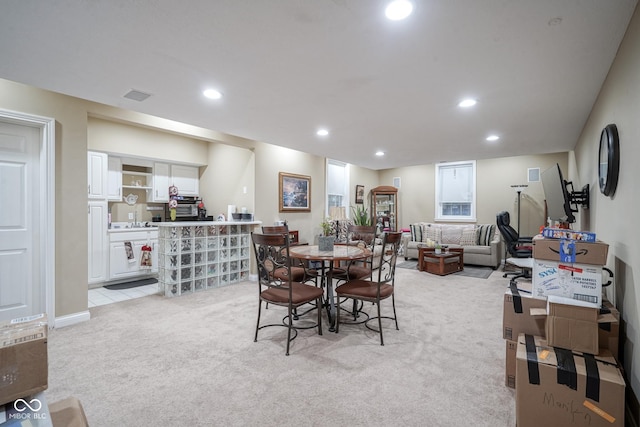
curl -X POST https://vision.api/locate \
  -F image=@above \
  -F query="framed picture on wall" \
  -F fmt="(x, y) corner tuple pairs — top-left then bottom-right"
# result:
(355, 185), (364, 204)
(279, 172), (311, 212)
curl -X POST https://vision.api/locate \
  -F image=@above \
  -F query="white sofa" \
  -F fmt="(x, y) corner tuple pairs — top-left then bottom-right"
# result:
(402, 222), (502, 269)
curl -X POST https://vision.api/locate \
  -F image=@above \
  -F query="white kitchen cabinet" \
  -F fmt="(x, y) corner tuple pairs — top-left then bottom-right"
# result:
(108, 229), (158, 281)
(152, 162), (170, 202)
(88, 200), (108, 284)
(107, 156), (122, 201)
(170, 164), (199, 196)
(87, 151), (108, 199)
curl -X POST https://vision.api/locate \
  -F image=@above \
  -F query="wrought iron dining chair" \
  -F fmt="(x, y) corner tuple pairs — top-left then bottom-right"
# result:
(262, 225), (309, 283)
(251, 232), (324, 355)
(335, 231), (402, 345)
(333, 225), (378, 283)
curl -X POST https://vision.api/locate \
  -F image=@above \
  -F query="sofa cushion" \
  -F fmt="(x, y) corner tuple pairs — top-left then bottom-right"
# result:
(422, 224), (442, 243)
(460, 227), (479, 246)
(409, 223), (423, 243)
(476, 224), (495, 246)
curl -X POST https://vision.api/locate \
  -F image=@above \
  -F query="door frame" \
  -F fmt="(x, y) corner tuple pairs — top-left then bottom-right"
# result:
(0, 109), (56, 325)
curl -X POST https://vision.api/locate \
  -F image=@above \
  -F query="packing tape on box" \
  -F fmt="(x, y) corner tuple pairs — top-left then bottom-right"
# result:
(524, 334), (602, 402)
(584, 354), (600, 403)
(510, 281), (523, 314)
(525, 334), (540, 385)
(555, 347), (578, 391)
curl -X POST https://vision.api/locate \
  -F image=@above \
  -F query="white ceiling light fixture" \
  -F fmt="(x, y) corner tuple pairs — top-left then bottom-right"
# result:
(486, 135), (500, 142)
(375, 151), (385, 156)
(385, 0), (413, 21)
(458, 98), (477, 108)
(316, 129), (329, 136)
(203, 89), (222, 100)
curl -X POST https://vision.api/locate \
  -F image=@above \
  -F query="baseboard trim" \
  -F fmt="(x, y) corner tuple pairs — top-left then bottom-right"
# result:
(54, 310), (91, 328)
(248, 274), (258, 282)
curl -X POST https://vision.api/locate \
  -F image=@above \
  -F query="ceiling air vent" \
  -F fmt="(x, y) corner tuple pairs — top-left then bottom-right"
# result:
(123, 89), (152, 102)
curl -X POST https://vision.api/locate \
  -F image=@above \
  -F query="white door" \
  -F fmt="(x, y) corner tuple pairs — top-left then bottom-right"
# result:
(0, 121), (41, 321)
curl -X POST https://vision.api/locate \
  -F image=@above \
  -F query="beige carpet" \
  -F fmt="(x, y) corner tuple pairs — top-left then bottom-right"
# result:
(45, 267), (516, 426)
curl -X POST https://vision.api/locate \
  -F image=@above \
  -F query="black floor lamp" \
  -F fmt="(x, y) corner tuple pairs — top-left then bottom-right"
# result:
(511, 184), (528, 234)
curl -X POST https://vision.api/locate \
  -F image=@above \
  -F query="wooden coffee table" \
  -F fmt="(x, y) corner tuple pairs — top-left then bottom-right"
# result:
(418, 247), (464, 276)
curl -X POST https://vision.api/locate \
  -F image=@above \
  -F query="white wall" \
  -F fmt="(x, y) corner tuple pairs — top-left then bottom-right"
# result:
(574, 4), (640, 415)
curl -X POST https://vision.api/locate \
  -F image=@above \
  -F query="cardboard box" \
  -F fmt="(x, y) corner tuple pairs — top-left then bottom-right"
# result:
(533, 235), (608, 265)
(505, 340), (517, 389)
(516, 334), (625, 427)
(532, 260), (602, 307)
(599, 300), (620, 361)
(0, 314), (48, 406)
(50, 397), (90, 427)
(502, 283), (546, 340)
(542, 228), (596, 242)
(544, 296), (600, 354)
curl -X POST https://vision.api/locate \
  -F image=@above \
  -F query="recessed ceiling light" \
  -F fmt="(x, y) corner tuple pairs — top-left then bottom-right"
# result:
(375, 151), (385, 156)
(458, 99), (477, 108)
(385, 0), (413, 20)
(486, 135), (500, 142)
(203, 89), (222, 99)
(316, 129), (329, 136)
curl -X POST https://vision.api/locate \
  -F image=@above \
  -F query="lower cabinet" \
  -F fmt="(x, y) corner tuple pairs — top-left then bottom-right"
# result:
(108, 230), (158, 281)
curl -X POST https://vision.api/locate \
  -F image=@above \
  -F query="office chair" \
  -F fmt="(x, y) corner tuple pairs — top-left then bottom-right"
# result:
(496, 211), (533, 284)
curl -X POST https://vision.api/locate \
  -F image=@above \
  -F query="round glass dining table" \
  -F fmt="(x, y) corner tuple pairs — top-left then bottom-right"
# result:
(289, 244), (371, 331)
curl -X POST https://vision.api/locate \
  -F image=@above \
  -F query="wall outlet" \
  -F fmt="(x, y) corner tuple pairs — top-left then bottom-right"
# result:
(128, 212), (134, 220)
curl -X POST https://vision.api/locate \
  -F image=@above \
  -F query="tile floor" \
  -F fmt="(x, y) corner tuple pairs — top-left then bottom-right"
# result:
(88, 284), (159, 308)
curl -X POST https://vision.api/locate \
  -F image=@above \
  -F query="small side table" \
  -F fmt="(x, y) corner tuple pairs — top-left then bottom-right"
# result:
(418, 247), (464, 276)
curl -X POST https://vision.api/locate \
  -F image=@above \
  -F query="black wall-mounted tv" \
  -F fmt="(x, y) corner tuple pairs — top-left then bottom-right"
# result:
(541, 163), (575, 224)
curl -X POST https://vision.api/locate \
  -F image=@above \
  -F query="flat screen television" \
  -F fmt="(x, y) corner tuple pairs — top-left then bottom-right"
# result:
(541, 163), (575, 224)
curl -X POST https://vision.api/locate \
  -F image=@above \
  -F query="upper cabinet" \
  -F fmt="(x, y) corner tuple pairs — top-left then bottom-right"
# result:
(87, 151), (108, 199)
(152, 162), (170, 202)
(371, 185), (398, 232)
(107, 156), (122, 201)
(170, 164), (199, 196)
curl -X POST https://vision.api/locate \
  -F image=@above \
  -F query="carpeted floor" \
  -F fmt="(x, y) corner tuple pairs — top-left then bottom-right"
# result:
(45, 267), (516, 426)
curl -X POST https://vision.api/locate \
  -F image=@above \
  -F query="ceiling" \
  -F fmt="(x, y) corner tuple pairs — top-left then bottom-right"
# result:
(0, 0), (637, 170)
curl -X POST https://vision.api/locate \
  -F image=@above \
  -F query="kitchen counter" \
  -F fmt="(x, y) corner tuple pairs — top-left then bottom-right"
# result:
(108, 226), (159, 233)
(155, 220), (261, 226)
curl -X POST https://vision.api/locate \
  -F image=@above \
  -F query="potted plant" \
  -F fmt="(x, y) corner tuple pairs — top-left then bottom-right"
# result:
(351, 204), (371, 226)
(318, 217), (335, 251)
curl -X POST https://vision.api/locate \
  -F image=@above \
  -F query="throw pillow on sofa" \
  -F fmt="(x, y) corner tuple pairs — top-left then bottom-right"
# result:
(460, 227), (479, 246)
(476, 224), (495, 246)
(421, 224), (442, 243)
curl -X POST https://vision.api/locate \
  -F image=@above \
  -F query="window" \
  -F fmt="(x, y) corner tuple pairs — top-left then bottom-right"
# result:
(435, 160), (476, 221)
(326, 159), (349, 217)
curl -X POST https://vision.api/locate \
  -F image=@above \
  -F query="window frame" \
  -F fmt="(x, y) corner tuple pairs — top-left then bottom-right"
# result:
(435, 160), (477, 222)
(326, 159), (349, 217)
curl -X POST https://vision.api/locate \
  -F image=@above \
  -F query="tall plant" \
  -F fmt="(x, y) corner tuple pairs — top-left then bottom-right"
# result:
(351, 204), (371, 226)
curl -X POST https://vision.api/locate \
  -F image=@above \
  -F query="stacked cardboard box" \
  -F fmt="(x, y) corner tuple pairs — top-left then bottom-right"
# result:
(504, 234), (626, 425)
(0, 314), (48, 406)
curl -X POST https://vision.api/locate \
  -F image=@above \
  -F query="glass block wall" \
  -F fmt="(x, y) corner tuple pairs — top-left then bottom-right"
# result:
(157, 223), (252, 297)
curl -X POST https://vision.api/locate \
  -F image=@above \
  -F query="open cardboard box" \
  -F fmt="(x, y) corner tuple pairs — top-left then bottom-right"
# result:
(530, 296), (618, 354)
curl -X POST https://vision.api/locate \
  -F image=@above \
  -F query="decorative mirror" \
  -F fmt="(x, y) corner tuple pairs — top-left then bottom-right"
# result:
(598, 123), (620, 197)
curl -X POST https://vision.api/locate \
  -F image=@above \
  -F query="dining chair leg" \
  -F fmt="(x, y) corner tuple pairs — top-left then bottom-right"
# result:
(377, 301), (384, 346)
(317, 297), (323, 335)
(335, 296), (341, 333)
(286, 305), (293, 356)
(254, 301), (262, 342)
(392, 295), (399, 330)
